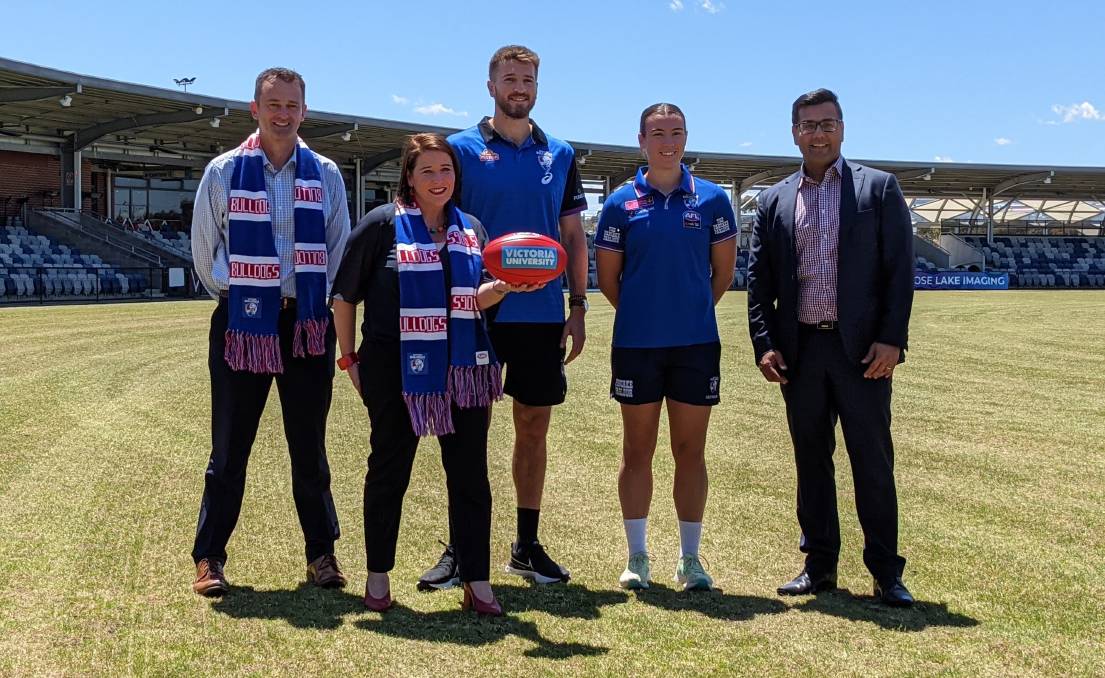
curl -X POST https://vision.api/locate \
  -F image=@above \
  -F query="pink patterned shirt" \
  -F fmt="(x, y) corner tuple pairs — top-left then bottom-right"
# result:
(795, 156), (844, 323)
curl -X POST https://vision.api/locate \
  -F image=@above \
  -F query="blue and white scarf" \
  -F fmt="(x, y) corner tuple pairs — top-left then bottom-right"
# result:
(395, 202), (502, 436)
(224, 131), (329, 374)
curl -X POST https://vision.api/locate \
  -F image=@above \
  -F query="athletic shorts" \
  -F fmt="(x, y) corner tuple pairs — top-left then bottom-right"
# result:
(488, 321), (567, 407)
(610, 342), (721, 406)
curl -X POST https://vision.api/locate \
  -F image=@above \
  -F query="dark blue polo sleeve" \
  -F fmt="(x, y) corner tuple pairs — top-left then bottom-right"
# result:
(595, 196), (628, 253)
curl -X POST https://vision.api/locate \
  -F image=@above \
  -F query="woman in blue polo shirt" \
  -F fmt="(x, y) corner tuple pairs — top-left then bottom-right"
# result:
(595, 103), (738, 591)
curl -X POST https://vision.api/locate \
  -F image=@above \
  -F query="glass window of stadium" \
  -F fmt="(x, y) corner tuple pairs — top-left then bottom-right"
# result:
(113, 177), (198, 231)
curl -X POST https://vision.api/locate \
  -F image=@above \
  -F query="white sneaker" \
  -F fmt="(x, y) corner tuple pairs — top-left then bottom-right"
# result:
(619, 551), (651, 590)
(675, 554), (713, 591)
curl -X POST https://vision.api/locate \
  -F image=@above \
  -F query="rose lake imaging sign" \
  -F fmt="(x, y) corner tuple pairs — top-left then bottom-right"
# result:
(914, 270), (1009, 290)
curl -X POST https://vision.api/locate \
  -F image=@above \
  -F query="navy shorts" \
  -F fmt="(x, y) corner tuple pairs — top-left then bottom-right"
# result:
(610, 342), (722, 406)
(488, 321), (567, 407)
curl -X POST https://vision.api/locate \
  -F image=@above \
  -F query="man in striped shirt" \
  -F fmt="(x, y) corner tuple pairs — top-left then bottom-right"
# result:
(189, 68), (350, 597)
(747, 88), (915, 607)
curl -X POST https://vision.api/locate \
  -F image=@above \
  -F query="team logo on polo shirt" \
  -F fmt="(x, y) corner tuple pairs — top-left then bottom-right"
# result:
(537, 150), (554, 185)
(243, 297), (260, 318)
(684, 194), (699, 209)
(479, 149), (499, 163)
(683, 211), (702, 229)
(407, 352), (428, 375)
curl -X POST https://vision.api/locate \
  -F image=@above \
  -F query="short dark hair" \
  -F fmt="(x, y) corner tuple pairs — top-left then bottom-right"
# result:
(488, 45), (540, 79)
(639, 102), (687, 135)
(791, 88), (842, 124)
(254, 67), (306, 103)
(396, 133), (462, 207)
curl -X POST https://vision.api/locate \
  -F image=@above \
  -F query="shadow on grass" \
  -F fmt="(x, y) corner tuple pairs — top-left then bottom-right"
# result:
(629, 582), (788, 621)
(790, 588), (980, 632)
(211, 582), (365, 630)
(355, 583), (623, 659)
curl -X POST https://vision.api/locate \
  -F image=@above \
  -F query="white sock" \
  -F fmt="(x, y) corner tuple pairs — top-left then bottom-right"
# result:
(623, 518), (648, 556)
(678, 520), (702, 557)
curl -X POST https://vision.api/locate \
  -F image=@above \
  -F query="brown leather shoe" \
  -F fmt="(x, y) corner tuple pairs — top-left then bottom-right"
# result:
(307, 554), (347, 588)
(193, 558), (229, 596)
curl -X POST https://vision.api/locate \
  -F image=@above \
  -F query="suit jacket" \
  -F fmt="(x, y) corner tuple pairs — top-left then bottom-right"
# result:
(747, 160), (914, 366)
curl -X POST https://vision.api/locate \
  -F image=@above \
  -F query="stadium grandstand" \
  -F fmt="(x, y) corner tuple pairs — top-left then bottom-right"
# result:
(1, 55), (1104, 303)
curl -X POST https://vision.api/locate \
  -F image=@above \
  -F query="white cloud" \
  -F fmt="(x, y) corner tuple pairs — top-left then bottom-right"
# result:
(669, 0), (684, 9)
(994, 137), (1012, 146)
(699, 0), (724, 12)
(391, 94), (409, 105)
(934, 155), (954, 163)
(738, 141), (753, 148)
(1051, 101), (1103, 123)
(414, 102), (468, 117)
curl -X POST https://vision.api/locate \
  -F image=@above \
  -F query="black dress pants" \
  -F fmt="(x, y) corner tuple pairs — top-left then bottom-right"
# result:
(359, 348), (492, 581)
(191, 298), (340, 565)
(780, 326), (906, 584)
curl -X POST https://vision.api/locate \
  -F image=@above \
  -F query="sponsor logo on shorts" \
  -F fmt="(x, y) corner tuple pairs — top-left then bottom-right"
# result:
(479, 149), (500, 163)
(243, 297), (260, 318)
(614, 378), (634, 398)
(407, 352), (428, 375)
(707, 375), (720, 400)
(683, 211), (702, 229)
(713, 216), (730, 235)
(502, 246), (558, 269)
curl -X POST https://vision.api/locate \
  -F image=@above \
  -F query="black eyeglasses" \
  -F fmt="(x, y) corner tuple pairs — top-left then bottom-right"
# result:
(794, 119), (842, 134)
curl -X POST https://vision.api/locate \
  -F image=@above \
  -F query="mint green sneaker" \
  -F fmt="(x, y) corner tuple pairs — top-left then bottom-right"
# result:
(619, 551), (651, 590)
(675, 554), (713, 591)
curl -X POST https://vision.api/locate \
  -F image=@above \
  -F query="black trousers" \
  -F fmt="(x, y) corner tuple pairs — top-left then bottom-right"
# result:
(359, 349), (492, 581)
(780, 326), (906, 584)
(191, 298), (340, 565)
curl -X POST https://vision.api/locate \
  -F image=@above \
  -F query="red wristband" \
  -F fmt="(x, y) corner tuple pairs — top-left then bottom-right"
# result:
(337, 352), (359, 371)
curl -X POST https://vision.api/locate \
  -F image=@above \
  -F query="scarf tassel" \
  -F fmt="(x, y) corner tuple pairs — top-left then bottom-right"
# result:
(292, 317), (330, 358)
(403, 392), (454, 437)
(448, 363), (504, 409)
(224, 329), (283, 374)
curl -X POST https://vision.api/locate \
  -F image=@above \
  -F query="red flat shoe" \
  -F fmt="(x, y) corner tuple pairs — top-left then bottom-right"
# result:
(461, 582), (502, 616)
(364, 582), (393, 612)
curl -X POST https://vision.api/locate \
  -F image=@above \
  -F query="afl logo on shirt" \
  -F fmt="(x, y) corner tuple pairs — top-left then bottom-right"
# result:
(683, 211), (702, 229)
(537, 150), (554, 185)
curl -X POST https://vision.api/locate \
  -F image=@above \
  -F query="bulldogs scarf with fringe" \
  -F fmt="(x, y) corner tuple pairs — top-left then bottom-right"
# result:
(395, 202), (502, 436)
(225, 131), (329, 374)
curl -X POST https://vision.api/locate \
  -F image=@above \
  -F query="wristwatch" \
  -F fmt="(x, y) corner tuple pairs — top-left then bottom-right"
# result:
(336, 352), (359, 371)
(568, 294), (588, 312)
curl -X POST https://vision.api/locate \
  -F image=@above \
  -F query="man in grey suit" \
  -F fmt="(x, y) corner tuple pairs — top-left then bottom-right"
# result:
(747, 88), (915, 607)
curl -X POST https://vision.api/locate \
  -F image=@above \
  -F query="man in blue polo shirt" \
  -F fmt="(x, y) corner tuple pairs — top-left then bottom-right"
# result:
(416, 44), (589, 589)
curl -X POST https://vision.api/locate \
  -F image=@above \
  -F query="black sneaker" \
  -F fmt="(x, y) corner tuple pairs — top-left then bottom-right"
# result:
(505, 540), (570, 584)
(417, 541), (460, 591)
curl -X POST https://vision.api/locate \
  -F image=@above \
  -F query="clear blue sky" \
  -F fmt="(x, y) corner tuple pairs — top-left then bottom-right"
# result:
(4, 0), (1104, 167)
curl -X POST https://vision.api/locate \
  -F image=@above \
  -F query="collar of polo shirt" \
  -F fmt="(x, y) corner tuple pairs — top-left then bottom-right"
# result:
(477, 116), (549, 148)
(633, 163), (696, 196)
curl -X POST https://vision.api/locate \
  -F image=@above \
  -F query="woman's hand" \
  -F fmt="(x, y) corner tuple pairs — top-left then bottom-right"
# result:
(346, 366), (362, 396)
(492, 279), (547, 294)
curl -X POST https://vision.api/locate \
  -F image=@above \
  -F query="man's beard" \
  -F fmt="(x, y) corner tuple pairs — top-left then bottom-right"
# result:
(496, 93), (535, 120)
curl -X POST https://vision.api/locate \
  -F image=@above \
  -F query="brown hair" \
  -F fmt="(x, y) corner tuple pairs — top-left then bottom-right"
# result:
(488, 45), (540, 80)
(254, 67), (306, 102)
(396, 133), (462, 207)
(639, 102), (687, 135)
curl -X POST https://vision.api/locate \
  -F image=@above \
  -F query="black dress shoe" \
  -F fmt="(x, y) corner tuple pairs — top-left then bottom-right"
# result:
(874, 577), (914, 607)
(777, 569), (837, 596)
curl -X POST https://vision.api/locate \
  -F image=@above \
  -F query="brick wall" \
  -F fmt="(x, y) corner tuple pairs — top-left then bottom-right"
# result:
(0, 150), (96, 217)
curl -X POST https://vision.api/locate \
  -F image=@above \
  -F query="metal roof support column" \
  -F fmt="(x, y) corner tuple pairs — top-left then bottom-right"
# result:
(985, 189), (994, 243)
(354, 157), (364, 222)
(106, 167), (113, 218)
(61, 149), (81, 209)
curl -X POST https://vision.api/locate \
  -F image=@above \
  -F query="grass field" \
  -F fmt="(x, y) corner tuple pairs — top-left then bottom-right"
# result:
(1, 292), (1103, 677)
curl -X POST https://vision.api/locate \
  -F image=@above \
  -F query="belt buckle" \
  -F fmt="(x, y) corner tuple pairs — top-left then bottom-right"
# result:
(816, 320), (834, 330)
(281, 297), (294, 310)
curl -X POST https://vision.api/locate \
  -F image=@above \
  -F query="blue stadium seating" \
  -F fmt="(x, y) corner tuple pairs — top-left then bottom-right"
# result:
(963, 236), (1105, 288)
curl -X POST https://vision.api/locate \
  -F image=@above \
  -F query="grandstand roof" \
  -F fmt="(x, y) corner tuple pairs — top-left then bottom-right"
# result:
(3, 56), (1105, 202)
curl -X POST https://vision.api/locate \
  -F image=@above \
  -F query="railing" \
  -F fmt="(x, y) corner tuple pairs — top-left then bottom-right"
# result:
(35, 208), (164, 266)
(78, 211), (192, 262)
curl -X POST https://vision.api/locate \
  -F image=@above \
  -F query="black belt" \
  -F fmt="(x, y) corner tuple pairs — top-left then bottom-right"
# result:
(218, 291), (297, 309)
(799, 320), (838, 331)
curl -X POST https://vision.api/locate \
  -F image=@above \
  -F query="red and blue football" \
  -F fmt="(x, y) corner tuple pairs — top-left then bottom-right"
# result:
(483, 232), (567, 285)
